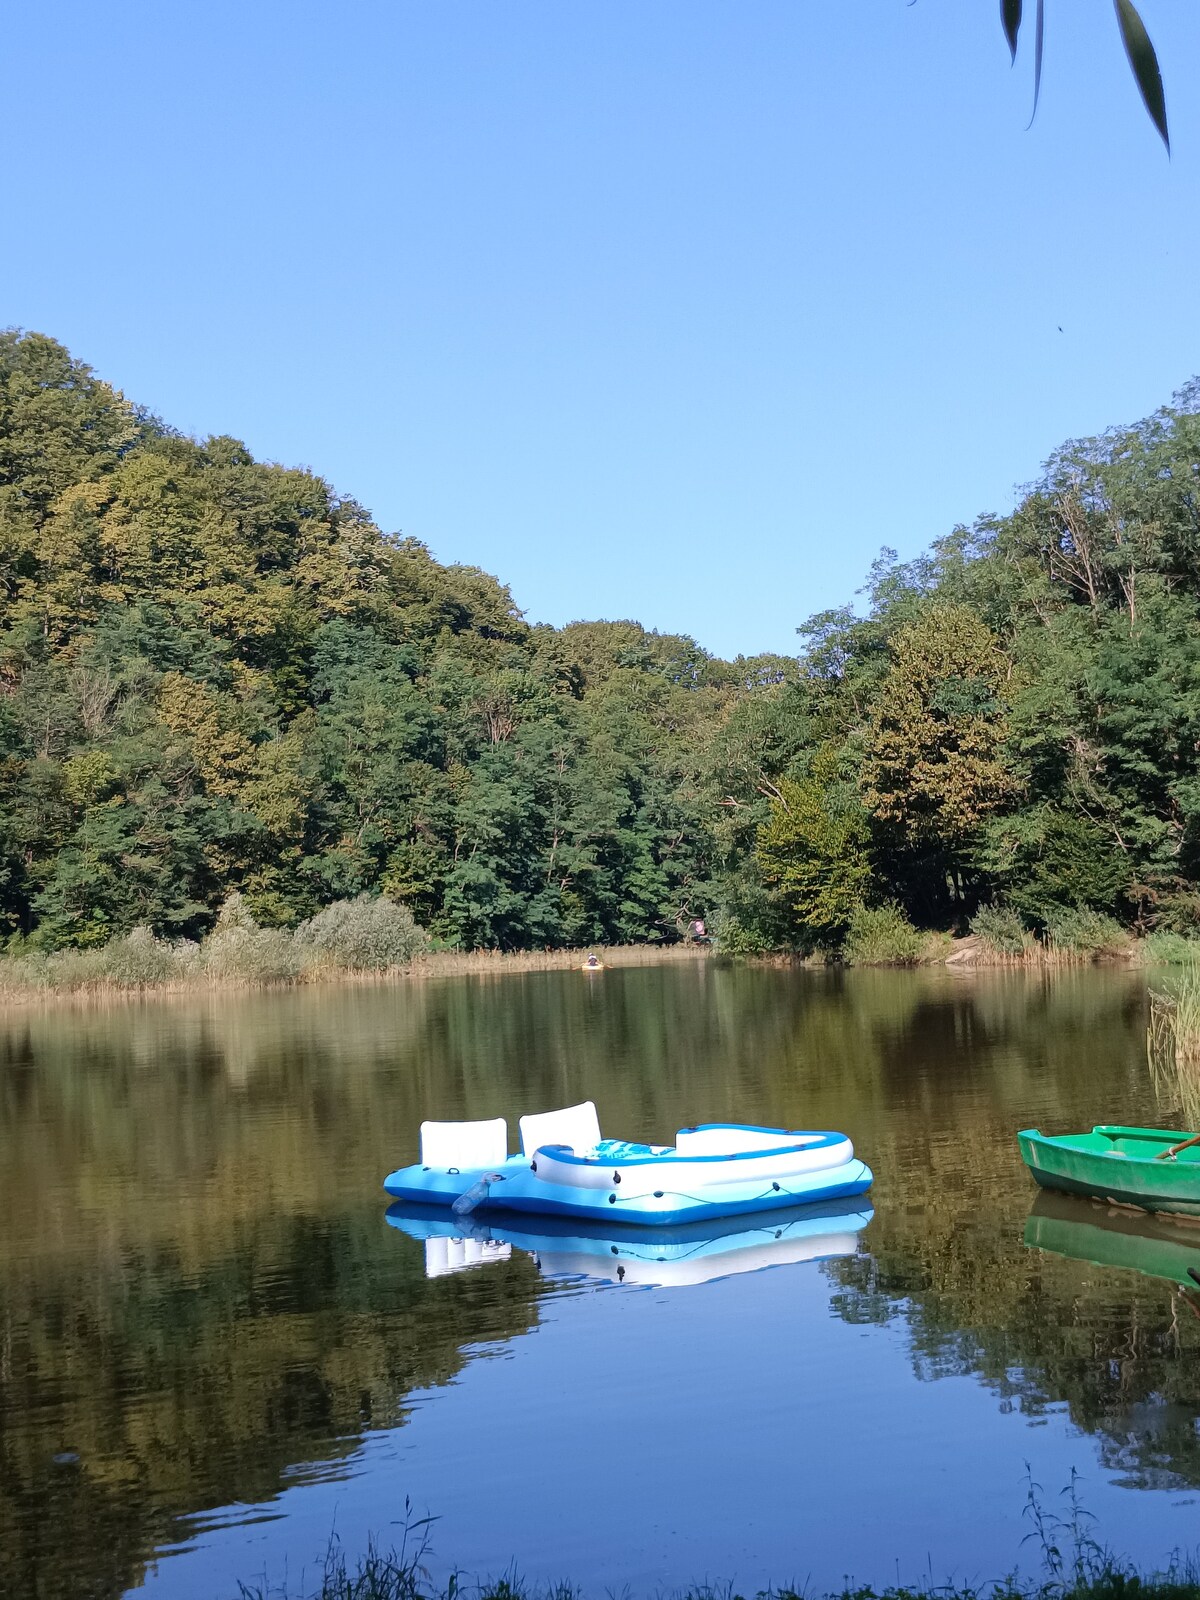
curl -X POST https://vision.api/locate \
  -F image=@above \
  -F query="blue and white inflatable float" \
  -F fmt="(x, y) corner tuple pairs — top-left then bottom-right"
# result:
(382, 1101), (873, 1227)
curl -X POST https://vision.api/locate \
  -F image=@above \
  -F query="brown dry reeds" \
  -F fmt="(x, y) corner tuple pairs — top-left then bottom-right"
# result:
(412, 944), (710, 978)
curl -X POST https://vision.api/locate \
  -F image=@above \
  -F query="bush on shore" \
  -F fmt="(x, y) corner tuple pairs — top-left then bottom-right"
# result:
(841, 903), (925, 967)
(970, 904), (1034, 957)
(295, 893), (428, 970)
(0, 894), (427, 995)
(1142, 930), (1200, 966)
(1042, 907), (1130, 958)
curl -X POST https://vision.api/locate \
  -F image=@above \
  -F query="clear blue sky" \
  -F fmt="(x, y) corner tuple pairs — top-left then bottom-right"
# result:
(7, 2), (1200, 659)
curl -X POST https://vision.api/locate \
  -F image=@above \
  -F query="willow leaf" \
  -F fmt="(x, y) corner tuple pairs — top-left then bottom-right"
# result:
(1113, 0), (1170, 152)
(1026, 0), (1045, 127)
(1001, 0), (1022, 63)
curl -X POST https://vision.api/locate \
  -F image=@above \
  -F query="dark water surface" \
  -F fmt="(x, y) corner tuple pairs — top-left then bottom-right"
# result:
(3, 962), (1199, 1599)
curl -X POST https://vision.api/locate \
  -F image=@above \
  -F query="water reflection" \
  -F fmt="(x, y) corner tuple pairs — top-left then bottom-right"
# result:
(386, 1198), (874, 1288)
(1, 964), (1194, 1599)
(1025, 1190), (1200, 1291)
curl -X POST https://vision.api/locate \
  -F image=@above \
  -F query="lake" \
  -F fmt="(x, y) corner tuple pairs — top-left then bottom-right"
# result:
(2, 961), (1198, 1600)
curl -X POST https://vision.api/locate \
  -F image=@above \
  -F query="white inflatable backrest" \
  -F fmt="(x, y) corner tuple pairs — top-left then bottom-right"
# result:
(419, 1116), (508, 1169)
(519, 1100), (601, 1157)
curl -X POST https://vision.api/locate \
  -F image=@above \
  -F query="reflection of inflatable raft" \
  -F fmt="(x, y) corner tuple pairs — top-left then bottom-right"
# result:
(1024, 1189), (1200, 1289)
(382, 1100), (873, 1226)
(387, 1198), (874, 1288)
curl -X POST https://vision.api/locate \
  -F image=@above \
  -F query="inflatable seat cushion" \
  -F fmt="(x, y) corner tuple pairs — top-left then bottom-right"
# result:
(420, 1116), (508, 1169)
(519, 1100), (602, 1157)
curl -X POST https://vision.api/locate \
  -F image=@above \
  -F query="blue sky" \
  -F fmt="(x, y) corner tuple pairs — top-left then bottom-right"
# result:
(8, 2), (1200, 659)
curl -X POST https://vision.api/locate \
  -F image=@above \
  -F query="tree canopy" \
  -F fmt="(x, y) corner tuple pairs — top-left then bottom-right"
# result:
(4, 331), (1200, 955)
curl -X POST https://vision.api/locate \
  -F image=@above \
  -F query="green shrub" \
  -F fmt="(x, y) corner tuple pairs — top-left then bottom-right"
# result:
(1043, 905), (1129, 957)
(37, 947), (112, 990)
(97, 926), (180, 987)
(0, 953), (52, 992)
(970, 903), (1032, 957)
(707, 910), (770, 957)
(294, 894), (427, 970)
(1143, 930), (1200, 966)
(199, 893), (308, 983)
(842, 903), (924, 966)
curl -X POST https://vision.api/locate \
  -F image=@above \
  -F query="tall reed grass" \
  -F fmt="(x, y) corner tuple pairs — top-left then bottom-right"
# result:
(1147, 961), (1200, 1129)
(0, 892), (428, 999)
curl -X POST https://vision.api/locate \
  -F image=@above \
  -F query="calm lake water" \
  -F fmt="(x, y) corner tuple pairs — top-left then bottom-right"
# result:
(2, 962), (1199, 1600)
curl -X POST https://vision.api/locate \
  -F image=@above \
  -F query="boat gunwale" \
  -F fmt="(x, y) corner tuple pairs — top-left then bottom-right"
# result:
(1018, 1125), (1200, 1168)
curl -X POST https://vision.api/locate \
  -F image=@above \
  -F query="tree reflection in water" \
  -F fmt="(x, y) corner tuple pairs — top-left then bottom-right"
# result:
(0, 964), (1188, 1597)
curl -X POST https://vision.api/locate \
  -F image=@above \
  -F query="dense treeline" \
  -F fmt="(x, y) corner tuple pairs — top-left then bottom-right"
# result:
(724, 374), (1200, 955)
(4, 330), (1200, 954)
(0, 331), (787, 951)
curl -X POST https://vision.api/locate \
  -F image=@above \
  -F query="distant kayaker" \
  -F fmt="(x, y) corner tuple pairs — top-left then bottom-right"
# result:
(584, 952), (600, 968)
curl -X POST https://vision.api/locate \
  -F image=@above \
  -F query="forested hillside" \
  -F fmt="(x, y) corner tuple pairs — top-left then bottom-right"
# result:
(3, 330), (1200, 956)
(0, 332), (781, 952)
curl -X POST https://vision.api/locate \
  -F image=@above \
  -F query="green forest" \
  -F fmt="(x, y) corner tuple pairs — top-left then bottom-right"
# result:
(3, 329), (1200, 957)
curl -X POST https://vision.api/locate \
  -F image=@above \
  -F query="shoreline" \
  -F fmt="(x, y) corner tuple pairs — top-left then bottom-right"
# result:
(0, 942), (712, 1010)
(0, 934), (1174, 1012)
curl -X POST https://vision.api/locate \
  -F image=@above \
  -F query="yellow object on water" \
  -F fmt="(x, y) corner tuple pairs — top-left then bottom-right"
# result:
(580, 962), (605, 972)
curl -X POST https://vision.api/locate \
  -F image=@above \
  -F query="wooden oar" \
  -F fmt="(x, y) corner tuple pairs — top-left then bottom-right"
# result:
(1155, 1132), (1200, 1161)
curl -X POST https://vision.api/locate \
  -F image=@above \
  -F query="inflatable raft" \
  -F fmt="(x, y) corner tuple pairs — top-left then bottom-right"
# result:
(382, 1100), (872, 1226)
(387, 1197), (874, 1288)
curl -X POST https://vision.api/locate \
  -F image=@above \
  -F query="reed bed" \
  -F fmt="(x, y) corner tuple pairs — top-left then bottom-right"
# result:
(1148, 959), (1200, 1128)
(0, 893), (428, 1004)
(0, 901), (711, 1008)
(413, 943), (709, 977)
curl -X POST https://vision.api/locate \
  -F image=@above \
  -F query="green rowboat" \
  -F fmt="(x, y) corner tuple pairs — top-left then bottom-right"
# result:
(1017, 1125), (1200, 1219)
(1024, 1190), (1200, 1288)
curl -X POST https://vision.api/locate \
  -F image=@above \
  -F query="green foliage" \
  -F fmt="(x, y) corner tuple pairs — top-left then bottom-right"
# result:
(841, 903), (924, 967)
(987, 807), (1132, 926)
(757, 753), (871, 944)
(1042, 906), (1129, 957)
(861, 605), (1015, 853)
(970, 904), (1033, 957)
(6, 333), (1200, 958)
(0, 333), (735, 953)
(0, 891), (430, 991)
(295, 894), (427, 970)
(1143, 931), (1200, 967)
(1002, 1), (1169, 151)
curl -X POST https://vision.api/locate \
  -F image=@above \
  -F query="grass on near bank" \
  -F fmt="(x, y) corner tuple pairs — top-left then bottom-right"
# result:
(232, 1548), (1200, 1600)
(231, 1480), (1200, 1600)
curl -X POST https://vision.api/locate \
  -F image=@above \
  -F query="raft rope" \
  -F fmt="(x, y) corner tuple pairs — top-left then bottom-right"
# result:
(602, 1163), (868, 1212)
(607, 1179), (799, 1209)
